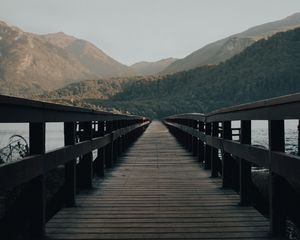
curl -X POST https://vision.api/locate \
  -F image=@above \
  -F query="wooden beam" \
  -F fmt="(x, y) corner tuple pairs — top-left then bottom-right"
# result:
(28, 122), (46, 238)
(268, 120), (286, 236)
(211, 122), (219, 177)
(64, 122), (76, 207)
(239, 120), (252, 206)
(78, 122), (93, 189)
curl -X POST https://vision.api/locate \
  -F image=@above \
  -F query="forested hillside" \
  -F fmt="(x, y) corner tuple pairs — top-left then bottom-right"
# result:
(86, 28), (300, 118)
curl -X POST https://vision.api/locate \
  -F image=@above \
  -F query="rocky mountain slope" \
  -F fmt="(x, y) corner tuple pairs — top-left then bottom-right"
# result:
(0, 21), (135, 97)
(41, 32), (135, 77)
(161, 13), (300, 74)
(0, 21), (94, 96)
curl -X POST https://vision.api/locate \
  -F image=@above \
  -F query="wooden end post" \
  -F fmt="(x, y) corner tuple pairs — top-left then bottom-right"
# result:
(28, 122), (46, 238)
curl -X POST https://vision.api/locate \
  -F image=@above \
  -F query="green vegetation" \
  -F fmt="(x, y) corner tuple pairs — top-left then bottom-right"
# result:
(44, 28), (300, 119)
(91, 28), (300, 118)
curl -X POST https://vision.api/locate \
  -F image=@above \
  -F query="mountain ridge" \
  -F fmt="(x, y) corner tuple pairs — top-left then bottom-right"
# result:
(161, 12), (300, 75)
(0, 21), (136, 97)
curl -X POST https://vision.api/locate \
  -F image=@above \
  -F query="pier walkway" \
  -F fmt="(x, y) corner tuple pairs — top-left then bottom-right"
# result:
(46, 121), (271, 240)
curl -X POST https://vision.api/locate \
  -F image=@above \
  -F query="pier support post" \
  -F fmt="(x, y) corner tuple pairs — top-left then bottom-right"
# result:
(28, 122), (46, 238)
(239, 120), (252, 206)
(64, 122), (76, 207)
(269, 120), (286, 236)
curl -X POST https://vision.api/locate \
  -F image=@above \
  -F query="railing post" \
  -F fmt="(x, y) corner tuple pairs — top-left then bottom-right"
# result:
(211, 122), (219, 177)
(94, 121), (105, 177)
(204, 122), (211, 169)
(192, 120), (198, 156)
(28, 122), (46, 238)
(239, 120), (252, 206)
(78, 121), (93, 189)
(222, 121), (236, 188)
(119, 120), (124, 154)
(112, 120), (119, 161)
(105, 121), (114, 168)
(64, 122), (76, 207)
(198, 121), (205, 163)
(269, 120), (286, 236)
(188, 120), (193, 152)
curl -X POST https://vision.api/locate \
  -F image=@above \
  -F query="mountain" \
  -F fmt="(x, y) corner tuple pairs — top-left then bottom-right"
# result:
(0, 21), (135, 97)
(81, 27), (300, 118)
(41, 32), (135, 77)
(161, 13), (300, 75)
(130, 58), (177, 75)
(0, 21), (94, 96)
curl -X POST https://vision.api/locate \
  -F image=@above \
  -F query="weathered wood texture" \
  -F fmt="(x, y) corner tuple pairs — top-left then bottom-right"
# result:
(46, 121), (277, 240)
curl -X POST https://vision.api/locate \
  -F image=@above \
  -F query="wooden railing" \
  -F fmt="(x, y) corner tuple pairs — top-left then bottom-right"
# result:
(0, 95), (150, 239)
(164, 93), (300, 237)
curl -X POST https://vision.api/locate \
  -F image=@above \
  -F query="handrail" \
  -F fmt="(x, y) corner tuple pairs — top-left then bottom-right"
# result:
(164, 92), (300, 237)
(165, 92), (300, 122)
(0, 94), (147, 122)
(0, 94), (150, 238)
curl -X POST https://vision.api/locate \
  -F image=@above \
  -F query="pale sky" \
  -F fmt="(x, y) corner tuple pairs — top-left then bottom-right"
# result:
(1, 0), (300, 65)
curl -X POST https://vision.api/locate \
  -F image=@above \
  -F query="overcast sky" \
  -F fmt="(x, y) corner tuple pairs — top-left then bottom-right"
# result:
(1, 0), (300, 65)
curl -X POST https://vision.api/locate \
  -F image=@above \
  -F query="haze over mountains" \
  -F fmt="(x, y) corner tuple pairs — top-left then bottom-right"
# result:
(161, 12), (300, 74)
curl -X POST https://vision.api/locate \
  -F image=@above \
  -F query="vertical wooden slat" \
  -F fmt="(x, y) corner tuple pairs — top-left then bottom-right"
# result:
(269, 120), (286, 236)
(119, 120), (124, 154)
(192, 120), (198, 156)
(239, 120), (252, 206)
(28, 122), (46, 237)
(198, 121), (205, 163)
(204, 122), (212, 169)
(94, 121), (105, 177)
(64, 122), (76, 207)
(222, 121), (236, 188)
(211, 122), (219, 177)
(78, 121), (93, 189)
(105, 121), (114, 168)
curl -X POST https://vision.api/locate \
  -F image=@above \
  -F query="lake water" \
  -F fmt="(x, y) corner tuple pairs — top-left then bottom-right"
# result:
(0, 120), (298, 161)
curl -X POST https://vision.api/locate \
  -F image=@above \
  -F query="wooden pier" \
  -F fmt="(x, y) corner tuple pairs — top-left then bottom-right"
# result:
(46, 121), (271, 239)
(1, 94), (300, 239)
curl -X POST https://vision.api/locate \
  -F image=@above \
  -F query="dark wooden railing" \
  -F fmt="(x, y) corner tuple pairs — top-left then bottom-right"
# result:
(0, 95), (150, 239)
(164, 93), (300, 237)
